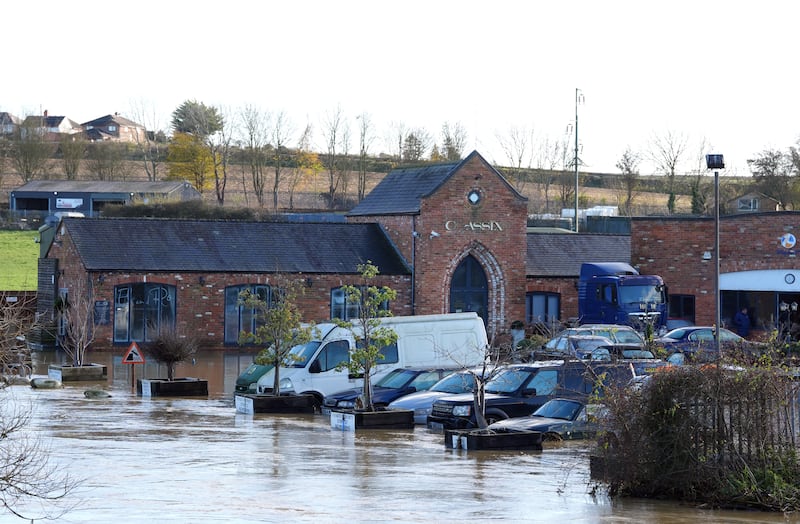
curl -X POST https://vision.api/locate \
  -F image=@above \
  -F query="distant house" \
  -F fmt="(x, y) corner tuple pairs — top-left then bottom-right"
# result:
(81, 113), (146, 143)
(0, 112), (21, 135)
(727, 192), (781, 213)
(21, 111), (82, 138)
(10, 180), (202, 217)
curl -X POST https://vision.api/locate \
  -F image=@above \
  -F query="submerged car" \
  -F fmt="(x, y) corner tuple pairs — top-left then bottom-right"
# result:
(387, 367), (497, 424)
(487, 398), (605, 441)
(322, 367), (454, 412)
(656, 326), (763, 364)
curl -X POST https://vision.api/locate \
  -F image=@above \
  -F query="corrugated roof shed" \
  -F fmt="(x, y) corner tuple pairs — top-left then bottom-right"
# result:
(15, 180), (193, 195)
(60, 218), (411, 275)
(526, 233), (631, 276)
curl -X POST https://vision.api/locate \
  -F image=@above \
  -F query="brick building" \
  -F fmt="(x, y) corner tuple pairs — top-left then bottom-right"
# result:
(39, 151), (646, 351)
(632, 213), (800, 336)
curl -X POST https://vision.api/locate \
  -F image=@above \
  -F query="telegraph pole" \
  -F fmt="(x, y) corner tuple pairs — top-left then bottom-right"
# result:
(573, 88), (583, 232)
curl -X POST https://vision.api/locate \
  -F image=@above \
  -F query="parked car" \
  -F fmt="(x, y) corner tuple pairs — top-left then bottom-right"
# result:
(322, 367), (455, 413)
(534, 334), (625, 361)
(234, 363), (272, 394)
(656, 326), (764, 364)
(427, 361), (638, 431)
(538, 325), (646, 359)
(387, 367), (498, 424)
(487, 398), (606, 441)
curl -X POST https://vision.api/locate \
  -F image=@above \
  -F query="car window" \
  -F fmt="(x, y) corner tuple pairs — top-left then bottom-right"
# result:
(719, 330), (741, 342)
(408, 371), (443, 391)
(533, 399), (583, 420)
(614, 331), (645, 344)
(527, 369), (558, 395)
(431, 372), (476, 393)
(486, 368), (534, 394)
(690, 329), (714, 342)
(376, 369), (416, 388)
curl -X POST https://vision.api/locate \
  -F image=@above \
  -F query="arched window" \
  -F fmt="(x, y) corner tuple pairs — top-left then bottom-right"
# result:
(114, 283), (176, 343)
(449, 255), (488, 323)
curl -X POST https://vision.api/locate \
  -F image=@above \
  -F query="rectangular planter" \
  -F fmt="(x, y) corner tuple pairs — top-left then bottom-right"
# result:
(331, 409), (414, 431)
(138, 378), (209, 397)
(445, 429), (543, 451)
(48, 363), (108, 382)
(234, 393), (317, 414)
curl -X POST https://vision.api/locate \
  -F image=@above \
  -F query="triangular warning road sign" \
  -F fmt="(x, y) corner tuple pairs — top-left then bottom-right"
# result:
(122, 342), (145, 364)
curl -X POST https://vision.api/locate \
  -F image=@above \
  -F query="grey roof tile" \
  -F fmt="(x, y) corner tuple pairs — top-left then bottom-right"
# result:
(526, 233), (631, 276)
(62, 218), (410, 275)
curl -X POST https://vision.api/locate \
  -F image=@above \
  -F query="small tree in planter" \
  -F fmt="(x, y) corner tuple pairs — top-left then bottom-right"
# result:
(238, 278), (314, 396)
(144, 330), (199, 381)
(140, 330), (206, 397)
(335, 261), (397, 412)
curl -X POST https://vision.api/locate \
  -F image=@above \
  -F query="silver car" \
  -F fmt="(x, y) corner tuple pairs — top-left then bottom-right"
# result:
(387, 367), (496, 424)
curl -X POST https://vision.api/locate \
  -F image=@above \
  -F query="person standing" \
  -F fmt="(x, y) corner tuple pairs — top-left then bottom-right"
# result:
(734, 307), (751, 338)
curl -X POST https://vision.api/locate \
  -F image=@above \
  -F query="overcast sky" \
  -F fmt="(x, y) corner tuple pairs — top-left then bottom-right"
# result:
(3, 1), (798, 176)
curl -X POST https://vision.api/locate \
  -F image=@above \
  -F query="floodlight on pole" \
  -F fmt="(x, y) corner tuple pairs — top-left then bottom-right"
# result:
(573, 88), (584, 232)
(706, 153), (725, 357)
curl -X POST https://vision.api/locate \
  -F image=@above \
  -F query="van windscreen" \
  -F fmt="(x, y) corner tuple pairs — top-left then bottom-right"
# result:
(287, 341), (322, 367)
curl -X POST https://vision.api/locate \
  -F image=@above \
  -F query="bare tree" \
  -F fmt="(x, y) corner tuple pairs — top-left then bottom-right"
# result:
(239, 105), (271, 207)
(615, 147), (641, 216)
(209, 106), (233, 206)
(649, 130), (688, 214)
(532, 134), (566, 214)
(271, 111), (294, 212)
(9, 118), (54, 182)
(687, 137), (712, 215)
(441, 121), (468, 161)
(496, 125), (534, 192)
(321, 106), (344, 208)
(289, 124), (322, 209)
(129, 99), (166, 181)
(59, 135), (85, 180)
(356, 112), (375, 201)
(57, 275), (96, 367)
(85, 142), (129, 181)
(0, 394), (80, 520)
(385, 120), (407, 163)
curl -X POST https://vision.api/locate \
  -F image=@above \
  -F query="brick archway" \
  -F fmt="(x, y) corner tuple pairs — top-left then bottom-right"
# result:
(445, 241), (505, 339)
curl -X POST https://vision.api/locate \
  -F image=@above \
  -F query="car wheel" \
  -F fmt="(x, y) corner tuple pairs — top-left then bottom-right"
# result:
(542, 432), (563, 442)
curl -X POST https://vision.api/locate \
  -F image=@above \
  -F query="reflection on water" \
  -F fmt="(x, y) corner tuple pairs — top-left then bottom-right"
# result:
(5, 351), (793, 523)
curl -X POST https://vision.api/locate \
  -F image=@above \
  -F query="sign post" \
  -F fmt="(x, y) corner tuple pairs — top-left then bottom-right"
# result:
(122, 342), (146, 392)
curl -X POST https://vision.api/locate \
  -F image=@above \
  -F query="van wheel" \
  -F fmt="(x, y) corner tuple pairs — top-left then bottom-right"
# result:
(311, 395), (323, 414)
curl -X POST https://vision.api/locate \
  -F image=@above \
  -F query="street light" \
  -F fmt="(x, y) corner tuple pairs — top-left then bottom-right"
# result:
(706, 153), (724, 356)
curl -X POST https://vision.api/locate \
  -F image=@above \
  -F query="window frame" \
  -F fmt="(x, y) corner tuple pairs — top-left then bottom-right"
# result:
(330, 285), (388, 321)
(224, 284), (275, 345)
(113, 283), (176, 344)
(525, 292), (561, 324)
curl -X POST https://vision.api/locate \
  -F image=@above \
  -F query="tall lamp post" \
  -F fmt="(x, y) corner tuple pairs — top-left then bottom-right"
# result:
(573, 88), (583, 232)
(706, 153), (724, 356)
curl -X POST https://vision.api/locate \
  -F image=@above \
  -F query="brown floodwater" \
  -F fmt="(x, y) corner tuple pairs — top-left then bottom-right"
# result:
(5, 350), (797, 523)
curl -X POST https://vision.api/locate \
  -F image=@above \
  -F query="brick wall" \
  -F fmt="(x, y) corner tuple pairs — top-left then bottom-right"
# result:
(632, 213), (800, 326)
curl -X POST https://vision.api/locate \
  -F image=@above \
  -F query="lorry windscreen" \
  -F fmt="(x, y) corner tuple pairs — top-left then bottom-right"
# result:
(618, 285), (664, 305)
(287, 341), (322, 367)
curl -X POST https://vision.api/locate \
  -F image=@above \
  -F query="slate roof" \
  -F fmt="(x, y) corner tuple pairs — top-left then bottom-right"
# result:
(60, 218), (411, 275)
(347, 160), (461, 216)
(526, 233), (631, 277)
(14, 180), (194, 195)
(81, 114), (144, 128)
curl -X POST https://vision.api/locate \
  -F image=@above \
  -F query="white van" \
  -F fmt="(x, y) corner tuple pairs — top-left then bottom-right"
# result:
(251, 312), (488, 407)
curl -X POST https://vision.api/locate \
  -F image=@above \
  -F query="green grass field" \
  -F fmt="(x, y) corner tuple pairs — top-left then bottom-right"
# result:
(0, 230), (40, 291)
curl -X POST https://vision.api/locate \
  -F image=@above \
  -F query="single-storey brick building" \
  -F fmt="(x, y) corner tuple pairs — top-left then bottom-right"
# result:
(39, 152), (628, 351)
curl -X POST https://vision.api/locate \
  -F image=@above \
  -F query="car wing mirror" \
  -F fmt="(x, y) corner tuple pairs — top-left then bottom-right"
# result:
(309, 360), (321, 373)
(522, 387), (537, 397)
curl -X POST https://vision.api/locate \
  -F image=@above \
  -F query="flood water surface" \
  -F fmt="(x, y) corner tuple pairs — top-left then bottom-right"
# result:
(6, 351), (796, 523)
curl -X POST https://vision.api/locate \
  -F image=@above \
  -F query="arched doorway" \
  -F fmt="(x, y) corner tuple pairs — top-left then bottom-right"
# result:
(449, 255), (488, 324)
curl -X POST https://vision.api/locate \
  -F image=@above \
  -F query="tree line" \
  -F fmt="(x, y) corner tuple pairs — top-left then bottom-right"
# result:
(2, 100), (798, 215)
